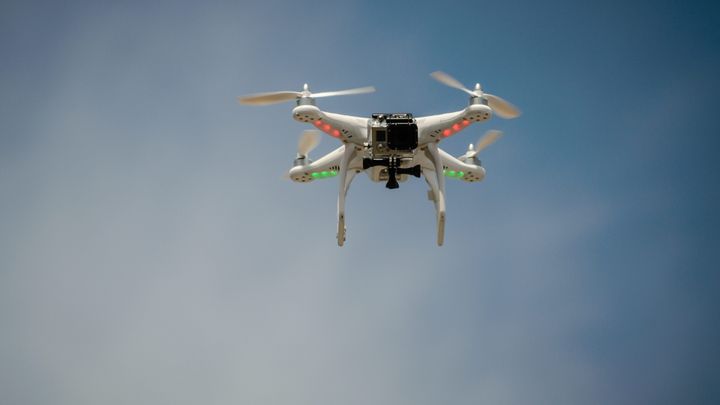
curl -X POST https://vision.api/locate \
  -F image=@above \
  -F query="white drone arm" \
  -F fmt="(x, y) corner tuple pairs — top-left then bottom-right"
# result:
(436, 148), (486, 183)
(416, 110), (465, 144)
(293, 105), (369, 146)
(287, 146), (344, 183)
(415, 147), (486, 183)
(416, 103), (493, 145)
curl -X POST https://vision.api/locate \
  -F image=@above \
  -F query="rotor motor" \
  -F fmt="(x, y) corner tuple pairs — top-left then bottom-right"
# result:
(292, 105), (322, 123)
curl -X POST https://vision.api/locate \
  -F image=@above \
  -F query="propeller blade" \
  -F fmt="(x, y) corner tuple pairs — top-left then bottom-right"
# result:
(297, 130), (321, 157)
(312, 86), (376, 98)
(237, 91), (301, 105)
(485, 94), (521, 119)
(430, 71), (520, 118)
(430, 71), (475, 96)
(473, 130), (503, 155)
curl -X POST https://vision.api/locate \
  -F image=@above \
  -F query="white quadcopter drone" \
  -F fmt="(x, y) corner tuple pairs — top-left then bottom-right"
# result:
(238, 71), (520, 246)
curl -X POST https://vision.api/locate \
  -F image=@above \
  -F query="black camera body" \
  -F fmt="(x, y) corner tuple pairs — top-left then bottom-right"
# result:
(369, 113), (418, 158)
(365, 113), (421, 189)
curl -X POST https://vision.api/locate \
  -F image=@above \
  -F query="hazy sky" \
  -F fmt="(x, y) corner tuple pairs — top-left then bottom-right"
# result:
(1, 1), (719, 404)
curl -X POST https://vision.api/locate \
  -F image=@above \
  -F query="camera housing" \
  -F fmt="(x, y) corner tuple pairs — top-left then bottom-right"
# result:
(369, 113), (418, 158)
(365, 113), (421, 189)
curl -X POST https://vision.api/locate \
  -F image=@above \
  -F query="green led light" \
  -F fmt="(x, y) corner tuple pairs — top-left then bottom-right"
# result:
(443, 170), (465, 179)
(310, 171), (338, 179)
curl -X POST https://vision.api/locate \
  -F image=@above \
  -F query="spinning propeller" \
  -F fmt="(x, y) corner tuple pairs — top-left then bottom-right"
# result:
(284, 130), (322, 180)
(460, 130), (503, 164)
(238, 83), (376, 106)
(430, 71), (521, 119)
(297, 130), (321, 159)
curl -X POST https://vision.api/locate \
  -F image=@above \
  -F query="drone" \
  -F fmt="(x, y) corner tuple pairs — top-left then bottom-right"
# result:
(238, 71), (520, 246)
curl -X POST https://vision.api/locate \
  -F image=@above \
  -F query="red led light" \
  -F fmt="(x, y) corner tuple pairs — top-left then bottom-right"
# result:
(314, 120), (323, 127)
(323, 124), (331, 132)
(462, 119), (470, 127)
(442, 129), (452, 137)
(452, 123), (461, 131)
(332, 129), (340, 137)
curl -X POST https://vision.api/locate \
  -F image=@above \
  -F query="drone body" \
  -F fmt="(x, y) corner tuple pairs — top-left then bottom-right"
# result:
(239, 72), (520, 246)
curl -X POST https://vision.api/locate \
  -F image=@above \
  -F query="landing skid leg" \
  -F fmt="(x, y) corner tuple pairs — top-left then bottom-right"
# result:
(423, 168), (446, 246)
(425, 143), (447, 246)
(337, 146), (357, 247)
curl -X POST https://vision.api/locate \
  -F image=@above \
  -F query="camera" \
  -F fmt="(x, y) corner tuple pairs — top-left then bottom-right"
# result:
(369, 113), (418, 158)
(364, 113), (421, 189)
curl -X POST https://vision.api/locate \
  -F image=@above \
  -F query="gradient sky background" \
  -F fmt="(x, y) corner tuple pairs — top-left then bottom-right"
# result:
(2, 0), (719, 404)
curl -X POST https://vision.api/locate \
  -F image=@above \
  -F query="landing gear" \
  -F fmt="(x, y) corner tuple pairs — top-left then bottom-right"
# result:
(362, 157), (421, 189)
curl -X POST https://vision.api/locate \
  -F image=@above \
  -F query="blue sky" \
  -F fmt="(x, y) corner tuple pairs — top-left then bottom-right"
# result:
(1, 1), (719, 404)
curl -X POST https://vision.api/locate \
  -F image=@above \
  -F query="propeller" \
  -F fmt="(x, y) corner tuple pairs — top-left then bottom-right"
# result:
(284, 130), (322, 180)
(460, 130), (503, 164)
(430, 71), (521, 119)
(238, 83), (375, 106)
(297, 130), (321, 158)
